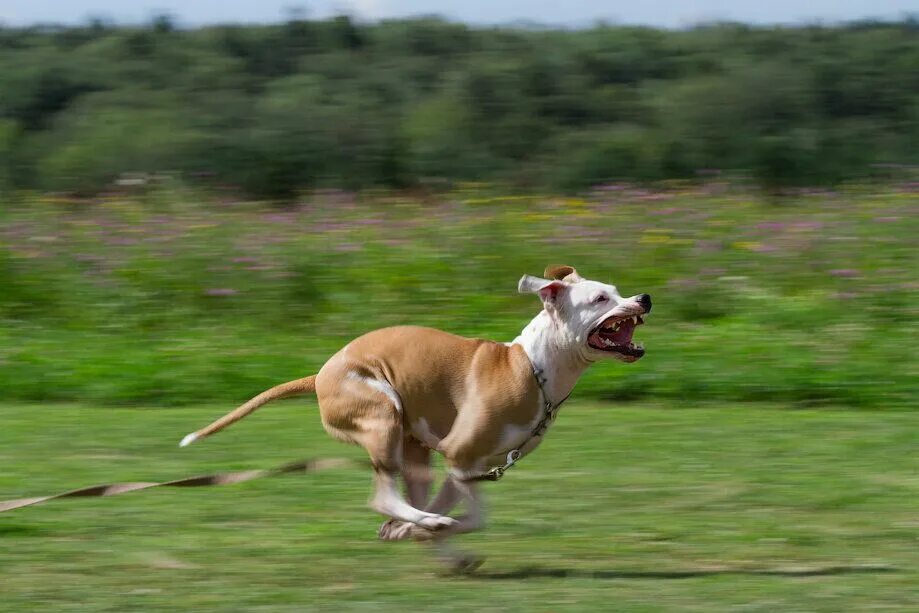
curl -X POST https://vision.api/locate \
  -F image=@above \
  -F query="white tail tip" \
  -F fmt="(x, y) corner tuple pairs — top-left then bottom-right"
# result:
(179, 432), (199, 448)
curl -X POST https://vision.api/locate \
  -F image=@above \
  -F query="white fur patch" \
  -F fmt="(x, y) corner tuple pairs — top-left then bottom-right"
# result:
(493, 407), (545, 457)
(348, 372), (403, 414)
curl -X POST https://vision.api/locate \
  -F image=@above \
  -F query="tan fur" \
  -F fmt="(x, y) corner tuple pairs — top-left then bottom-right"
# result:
(315, 326), (540, 472)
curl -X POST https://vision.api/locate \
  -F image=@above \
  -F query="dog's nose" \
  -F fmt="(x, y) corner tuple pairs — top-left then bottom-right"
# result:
(636, 294), (652, 313)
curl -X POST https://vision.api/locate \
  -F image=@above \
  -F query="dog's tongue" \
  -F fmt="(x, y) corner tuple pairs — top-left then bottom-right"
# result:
(600, 318), (635, 344)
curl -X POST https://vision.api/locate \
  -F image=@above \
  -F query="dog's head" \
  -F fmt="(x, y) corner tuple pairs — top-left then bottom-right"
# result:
(519, 265), (651, 363)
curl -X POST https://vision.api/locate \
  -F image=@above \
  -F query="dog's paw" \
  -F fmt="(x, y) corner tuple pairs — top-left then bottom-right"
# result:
(378, 519), (413, 541)
(407, 524), (436, 541)
(417, 514), (458, 531)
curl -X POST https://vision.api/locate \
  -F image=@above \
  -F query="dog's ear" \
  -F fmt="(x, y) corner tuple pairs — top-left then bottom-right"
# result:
(519, 274), (567, 304)
(545, 264), (583, 283)
(519, 274), (549, 294)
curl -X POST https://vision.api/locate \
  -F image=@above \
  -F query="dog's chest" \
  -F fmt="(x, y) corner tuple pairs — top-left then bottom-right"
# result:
(487, 397), (558, 462)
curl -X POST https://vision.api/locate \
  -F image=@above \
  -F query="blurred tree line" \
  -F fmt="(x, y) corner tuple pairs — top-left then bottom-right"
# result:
(0, 16), (917, 196)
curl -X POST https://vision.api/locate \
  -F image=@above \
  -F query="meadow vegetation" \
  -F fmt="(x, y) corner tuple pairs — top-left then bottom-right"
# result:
(1, 184), (915, 409)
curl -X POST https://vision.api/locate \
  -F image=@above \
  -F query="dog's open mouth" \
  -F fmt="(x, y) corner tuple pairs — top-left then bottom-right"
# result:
(587, 314), (645, 358)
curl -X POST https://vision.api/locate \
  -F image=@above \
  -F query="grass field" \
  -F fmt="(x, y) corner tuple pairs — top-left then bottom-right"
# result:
(1, 183), (916, 609)
(1, 400), (916, 611)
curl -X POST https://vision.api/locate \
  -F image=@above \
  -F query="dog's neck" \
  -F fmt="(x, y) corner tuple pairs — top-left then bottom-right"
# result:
(511, 310), (592, 408)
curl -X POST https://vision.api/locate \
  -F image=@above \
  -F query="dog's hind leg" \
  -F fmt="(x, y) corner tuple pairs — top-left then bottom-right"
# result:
(318, 368), (456, 532)
(402, 435), (433, 508)
(379, 436), (434, 541)
(370, 458), (455, 532)
(357, 409), (455, 530)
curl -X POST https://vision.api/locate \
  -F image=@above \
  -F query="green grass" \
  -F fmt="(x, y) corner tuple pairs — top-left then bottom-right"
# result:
(1, 186), (917, 409)
(1, 401), (916, 611)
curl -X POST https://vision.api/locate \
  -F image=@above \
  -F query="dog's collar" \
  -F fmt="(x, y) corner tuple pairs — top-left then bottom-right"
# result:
(532, 366), (570, 426)
(466, 366), (569, 482)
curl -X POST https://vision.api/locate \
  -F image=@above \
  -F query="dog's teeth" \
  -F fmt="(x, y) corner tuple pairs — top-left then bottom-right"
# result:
(631, 316), (638, 324)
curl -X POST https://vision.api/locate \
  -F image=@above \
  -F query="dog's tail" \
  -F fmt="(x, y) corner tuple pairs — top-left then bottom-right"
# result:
(179, 375), (317, 447)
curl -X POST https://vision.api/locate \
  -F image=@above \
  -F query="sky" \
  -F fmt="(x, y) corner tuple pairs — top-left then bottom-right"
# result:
(2, 0), (916, 29)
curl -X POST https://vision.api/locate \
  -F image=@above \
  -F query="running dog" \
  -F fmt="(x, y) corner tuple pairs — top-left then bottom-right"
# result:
(180, 265), (651, 570)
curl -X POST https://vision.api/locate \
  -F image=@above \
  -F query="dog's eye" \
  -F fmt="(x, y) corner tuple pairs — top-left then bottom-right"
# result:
(595, 295), (608, 303)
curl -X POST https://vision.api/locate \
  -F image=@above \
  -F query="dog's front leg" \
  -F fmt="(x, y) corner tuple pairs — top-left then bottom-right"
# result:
(416, 475), (485, 573)
(414, 475), (483, 538)
(379, 473), (484, 572)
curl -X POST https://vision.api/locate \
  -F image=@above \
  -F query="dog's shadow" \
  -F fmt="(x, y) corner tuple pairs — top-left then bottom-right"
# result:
(472, 564), (897, 580)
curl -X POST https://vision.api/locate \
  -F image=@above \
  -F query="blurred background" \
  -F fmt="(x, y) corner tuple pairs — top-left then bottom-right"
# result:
(0, 1), (917, 610)
(0, 3), (915, 407)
